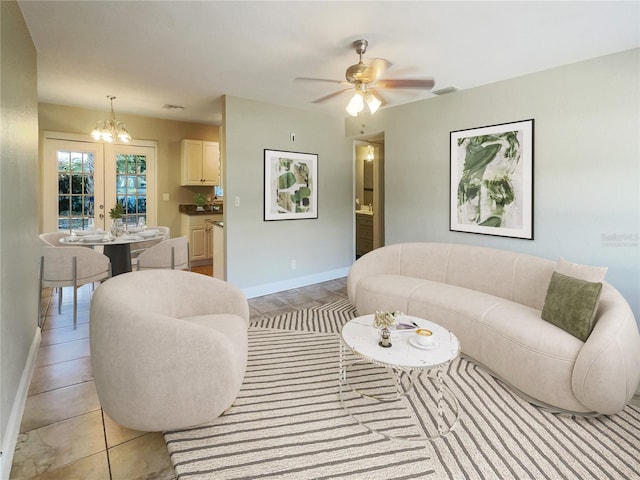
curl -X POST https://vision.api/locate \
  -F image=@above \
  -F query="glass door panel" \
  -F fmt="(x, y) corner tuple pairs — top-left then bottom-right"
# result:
(56, 149), (96, 230)
(115, 153), (147, 225)
(44, 139), (104, 232)
(104, 144), (156, 229)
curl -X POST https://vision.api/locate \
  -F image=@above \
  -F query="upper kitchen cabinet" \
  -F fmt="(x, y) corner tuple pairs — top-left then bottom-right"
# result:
(181, 139), (220, 186)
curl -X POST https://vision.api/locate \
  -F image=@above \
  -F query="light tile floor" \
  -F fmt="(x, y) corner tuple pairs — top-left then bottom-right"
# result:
(10, 268), (348, 479)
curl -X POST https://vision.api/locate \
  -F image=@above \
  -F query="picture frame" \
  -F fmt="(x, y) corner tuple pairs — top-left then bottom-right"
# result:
(450, 119), (534, 240)
(264, 149), (318, 221)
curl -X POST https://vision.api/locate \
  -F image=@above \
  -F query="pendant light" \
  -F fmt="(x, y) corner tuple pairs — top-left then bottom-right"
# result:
(91, 95), (132, 143)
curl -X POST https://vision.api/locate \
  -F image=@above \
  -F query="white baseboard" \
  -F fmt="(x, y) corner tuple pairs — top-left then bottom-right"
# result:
(1, 328), (41, 480)
(242, 267), (350, 299)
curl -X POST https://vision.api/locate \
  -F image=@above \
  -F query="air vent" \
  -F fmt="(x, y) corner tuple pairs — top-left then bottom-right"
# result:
(432, 86), (460, 96)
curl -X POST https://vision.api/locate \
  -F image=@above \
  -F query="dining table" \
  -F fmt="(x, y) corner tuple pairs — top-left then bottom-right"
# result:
(59, 229), (163, 276)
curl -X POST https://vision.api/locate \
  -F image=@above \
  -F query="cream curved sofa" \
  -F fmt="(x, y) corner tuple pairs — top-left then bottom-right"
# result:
(90, 269), (250, 431)
(347, 242), (640, 415)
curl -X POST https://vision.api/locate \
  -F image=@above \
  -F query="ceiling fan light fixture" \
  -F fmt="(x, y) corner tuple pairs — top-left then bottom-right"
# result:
(346, 92), (364, 116)
(366, 92), (382, 114)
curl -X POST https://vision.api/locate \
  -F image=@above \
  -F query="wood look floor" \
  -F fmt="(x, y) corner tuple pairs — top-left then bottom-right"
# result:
(10, 267), (348, 479)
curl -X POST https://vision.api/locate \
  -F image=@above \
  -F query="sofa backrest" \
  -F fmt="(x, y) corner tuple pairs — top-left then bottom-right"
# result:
(392, 243), (556, 310)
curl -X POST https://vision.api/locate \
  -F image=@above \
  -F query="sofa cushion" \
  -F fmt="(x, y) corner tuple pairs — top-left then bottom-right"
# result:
(354, 274), (433, 315)
(541, 271), (603, 341)
(556, 257), (607, 283)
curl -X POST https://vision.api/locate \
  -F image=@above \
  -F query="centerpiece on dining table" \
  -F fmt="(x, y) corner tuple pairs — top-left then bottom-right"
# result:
(109, 203), (124, 237)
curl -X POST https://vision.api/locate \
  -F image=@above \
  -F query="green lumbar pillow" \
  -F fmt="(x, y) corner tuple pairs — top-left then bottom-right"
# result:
(541, 271), (603, 342)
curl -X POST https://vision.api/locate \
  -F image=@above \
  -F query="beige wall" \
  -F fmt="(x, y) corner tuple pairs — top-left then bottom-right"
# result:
(346, 48), (640, 323)
(0, 0), (39, 470)
(38, 103), (219, 237)
(223, 95), (353, 295)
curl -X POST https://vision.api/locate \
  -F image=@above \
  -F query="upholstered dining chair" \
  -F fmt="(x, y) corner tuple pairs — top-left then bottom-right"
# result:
(136, 236), (190, 271)
(38, 246), (111, 329)
(155, 225), (170, 240)
(90, 269), (250, 431)
(129, 226), (171, 268)
(39, 231), (69, 247)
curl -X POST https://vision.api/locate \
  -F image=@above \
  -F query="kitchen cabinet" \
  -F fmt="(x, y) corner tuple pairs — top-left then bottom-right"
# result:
(356, 213), (374, 257)
(180, 213), (222, 265)
(181, 139), (220, 186)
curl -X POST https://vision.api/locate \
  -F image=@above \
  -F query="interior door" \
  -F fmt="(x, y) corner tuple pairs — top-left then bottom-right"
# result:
(43, 134), (156, 232)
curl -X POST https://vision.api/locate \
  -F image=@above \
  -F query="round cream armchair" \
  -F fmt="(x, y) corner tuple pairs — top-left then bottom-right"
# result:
(90, 269), (250, 431)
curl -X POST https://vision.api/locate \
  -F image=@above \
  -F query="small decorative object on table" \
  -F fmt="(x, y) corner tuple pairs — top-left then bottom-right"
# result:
(373, 311), (399, 348)
(194, 193), (207, 211)
(108, 203), (124, 237)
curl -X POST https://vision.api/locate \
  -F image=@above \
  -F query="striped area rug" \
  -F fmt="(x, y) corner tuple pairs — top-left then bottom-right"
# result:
(164, 300), (640, 480)
(250, 298), (357, 334)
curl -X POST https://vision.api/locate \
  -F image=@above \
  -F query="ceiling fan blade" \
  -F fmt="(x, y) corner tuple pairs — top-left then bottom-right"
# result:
(295, 77), (346, 85)
(377, 78), (435, 90)
(311, 89), (352, 104)
(369, 58), (391, 82)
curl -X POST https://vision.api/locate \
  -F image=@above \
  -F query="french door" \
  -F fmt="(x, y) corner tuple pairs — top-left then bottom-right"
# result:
(43, 133), (156, 232)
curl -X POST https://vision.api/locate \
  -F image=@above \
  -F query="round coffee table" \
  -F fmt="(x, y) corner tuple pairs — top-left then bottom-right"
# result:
(339, 314), (461, 441)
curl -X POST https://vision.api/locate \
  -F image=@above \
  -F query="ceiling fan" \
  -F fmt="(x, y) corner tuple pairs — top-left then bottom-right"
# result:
(296, 39), (435, 116)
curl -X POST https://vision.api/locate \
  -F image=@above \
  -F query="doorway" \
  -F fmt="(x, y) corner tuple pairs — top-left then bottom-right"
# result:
(43, 133), (157, 232)
(354, 135), (385, 258)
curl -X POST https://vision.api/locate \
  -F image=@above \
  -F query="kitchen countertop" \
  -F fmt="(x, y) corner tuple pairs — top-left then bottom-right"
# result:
(179, 204), (223, 215)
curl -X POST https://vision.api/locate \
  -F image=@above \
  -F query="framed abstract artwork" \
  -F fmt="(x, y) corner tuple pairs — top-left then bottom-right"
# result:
(450, 119), (534, 239)
(264, 149), (318, 221)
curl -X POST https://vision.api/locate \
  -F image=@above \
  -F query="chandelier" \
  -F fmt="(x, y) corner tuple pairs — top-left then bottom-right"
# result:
(91, 95), (131, 143)
(345, 83), (382, 117)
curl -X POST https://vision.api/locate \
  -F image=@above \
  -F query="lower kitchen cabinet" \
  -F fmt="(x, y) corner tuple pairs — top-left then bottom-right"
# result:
(180, 214), (222, 265)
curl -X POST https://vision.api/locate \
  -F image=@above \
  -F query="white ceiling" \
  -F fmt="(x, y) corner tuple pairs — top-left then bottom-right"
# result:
(18, 1), (640, 126)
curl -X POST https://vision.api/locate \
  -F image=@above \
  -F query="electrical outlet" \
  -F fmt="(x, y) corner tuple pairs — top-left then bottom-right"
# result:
(162, 193), (170, 201)
(291, 259), (297, 270)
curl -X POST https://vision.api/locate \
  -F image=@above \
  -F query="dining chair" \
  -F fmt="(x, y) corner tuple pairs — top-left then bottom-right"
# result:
(136, 236), (190, 271)
(39, 231), (91, 312)
(39, 231), (69, 247)
(129, 226), (171, 268)
(38, 246), (111, 329)
(156, 226), (170, 240)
